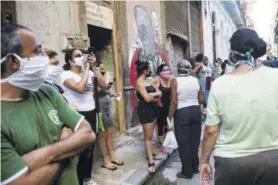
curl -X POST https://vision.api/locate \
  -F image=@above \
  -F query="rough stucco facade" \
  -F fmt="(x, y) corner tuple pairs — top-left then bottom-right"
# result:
(16, 1), (81, 63)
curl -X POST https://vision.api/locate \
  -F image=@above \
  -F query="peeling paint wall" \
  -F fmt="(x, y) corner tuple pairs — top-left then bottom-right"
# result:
(16, 1), (81, 63)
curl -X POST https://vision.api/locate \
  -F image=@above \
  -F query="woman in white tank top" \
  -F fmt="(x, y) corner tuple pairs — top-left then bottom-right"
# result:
(168, 59), (205, 179)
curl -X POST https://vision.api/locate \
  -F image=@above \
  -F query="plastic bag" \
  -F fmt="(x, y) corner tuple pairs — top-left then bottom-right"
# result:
(163, 130), (178, 149)
(163, 118), (178, 149)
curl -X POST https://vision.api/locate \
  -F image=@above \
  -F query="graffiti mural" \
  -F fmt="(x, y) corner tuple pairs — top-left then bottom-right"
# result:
(129, 6), (169, 90)
(128, 6), (169, 127)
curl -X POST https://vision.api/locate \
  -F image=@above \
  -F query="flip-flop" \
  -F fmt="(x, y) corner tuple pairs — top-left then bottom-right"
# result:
(148, 162), (155, 174)
(101, 164), (117, 171)
(146, 153), (162, 160)
(111, 160), (124, 166)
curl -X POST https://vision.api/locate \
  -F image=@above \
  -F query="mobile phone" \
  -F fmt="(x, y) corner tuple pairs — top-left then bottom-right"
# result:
(88, 47), (95, 54)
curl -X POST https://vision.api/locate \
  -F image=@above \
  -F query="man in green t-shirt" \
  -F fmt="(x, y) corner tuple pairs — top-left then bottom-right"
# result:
(1, 24), (96, 185)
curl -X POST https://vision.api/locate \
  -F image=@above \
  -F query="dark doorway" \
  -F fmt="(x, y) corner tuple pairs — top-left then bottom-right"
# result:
(87, 24), (114, 73)
(170, 35), (189, 76)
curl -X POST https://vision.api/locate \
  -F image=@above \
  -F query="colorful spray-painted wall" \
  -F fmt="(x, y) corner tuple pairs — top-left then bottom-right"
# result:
(129, 6), (168, 88)
(125, 2), (169, 127)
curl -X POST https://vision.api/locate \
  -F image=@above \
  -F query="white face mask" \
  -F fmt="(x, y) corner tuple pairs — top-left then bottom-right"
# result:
(74, 56), (84, 67)
(1, 54), (49, 91)
(46, 65), (63, 84)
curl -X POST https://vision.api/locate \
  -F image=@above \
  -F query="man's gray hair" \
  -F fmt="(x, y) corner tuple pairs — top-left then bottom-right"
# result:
(1, 24), (30, 58)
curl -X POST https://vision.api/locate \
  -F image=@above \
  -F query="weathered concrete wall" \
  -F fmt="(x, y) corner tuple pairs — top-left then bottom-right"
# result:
(16, 1), (81, 63)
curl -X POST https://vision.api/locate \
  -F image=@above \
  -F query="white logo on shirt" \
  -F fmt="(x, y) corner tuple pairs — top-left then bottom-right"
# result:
(49, 110), (62, 125)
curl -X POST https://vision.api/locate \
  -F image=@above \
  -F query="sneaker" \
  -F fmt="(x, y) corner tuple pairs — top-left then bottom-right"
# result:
(161, 146), (169, 154)
(83, 180), (98, 185)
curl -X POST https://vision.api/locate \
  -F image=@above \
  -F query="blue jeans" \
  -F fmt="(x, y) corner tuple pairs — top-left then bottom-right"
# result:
(199, 79), (210, 104)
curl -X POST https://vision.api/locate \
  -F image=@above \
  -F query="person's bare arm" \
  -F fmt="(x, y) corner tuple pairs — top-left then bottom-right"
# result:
(168, 78), (177, 120)
(21, 120), (95, 171)
(95, 70), (111, 89)
(193, 63), (202, 75)
(8, 162), (61, 185)
(201, 124), (220, 164)
(64, 68), (90, 93)
(87, 53), (110, 89)
(135, 80), (157, 102)
(153, 77), (162, 98)
(198, 83), (205, 105)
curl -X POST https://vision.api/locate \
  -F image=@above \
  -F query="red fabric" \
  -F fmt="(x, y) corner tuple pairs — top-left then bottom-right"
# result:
(157, 98), (163, 107)
(130, 49), (140, 108)
(130, 48), (140, 87)
(205, 76), (212, 91)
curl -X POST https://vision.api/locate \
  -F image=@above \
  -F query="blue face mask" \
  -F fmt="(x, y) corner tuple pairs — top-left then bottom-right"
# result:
(228, 49), (256, 71)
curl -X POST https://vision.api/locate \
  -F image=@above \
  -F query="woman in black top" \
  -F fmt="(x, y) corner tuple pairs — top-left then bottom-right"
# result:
(155, 64), (172, 154)
(135, 60), (162, 173)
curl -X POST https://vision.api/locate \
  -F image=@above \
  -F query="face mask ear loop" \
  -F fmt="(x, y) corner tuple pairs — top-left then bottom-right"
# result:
(1, 56), (7, 64)
(230, 49), (255, 71)
(0, 53), (24, 83)
(247, 48), (255, 71)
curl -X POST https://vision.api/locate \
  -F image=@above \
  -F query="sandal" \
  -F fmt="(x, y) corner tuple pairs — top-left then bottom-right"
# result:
(146, 153), (162, 160)
(111, 160), (124, 166)
(148, 162), (155, 174)
(176, 172), (193, 179)
(101, 163), (117, 171)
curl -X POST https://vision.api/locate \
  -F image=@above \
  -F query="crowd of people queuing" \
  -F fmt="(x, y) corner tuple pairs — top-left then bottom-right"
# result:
(1, 24), (121, 185)
(1, 23), (278, 185)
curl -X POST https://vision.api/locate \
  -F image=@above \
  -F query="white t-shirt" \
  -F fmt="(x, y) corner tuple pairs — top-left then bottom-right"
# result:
(60, 70), (95, 112)
(196, 63), (211, 80)
(176, 76), (200, 109)
(205, 67), (278, 158)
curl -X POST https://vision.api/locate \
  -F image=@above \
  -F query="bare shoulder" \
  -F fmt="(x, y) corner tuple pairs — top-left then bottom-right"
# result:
(135, 79), (143, 88)
(152, 76), (160, 82)
(170, 78), (177, 86)
(195, 63), (202, 67)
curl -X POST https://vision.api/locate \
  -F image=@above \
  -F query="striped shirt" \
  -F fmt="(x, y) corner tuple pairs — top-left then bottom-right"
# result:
(211, 64), (220, 80)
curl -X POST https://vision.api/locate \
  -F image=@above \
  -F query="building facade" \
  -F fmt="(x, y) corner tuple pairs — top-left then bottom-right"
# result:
(201, 0), (237, 62)
(3, 1), (239, 133)
(2, 0), (203, 133)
